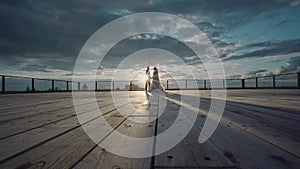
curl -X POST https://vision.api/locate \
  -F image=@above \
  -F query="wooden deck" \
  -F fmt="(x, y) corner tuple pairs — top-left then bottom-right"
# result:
(0, 89), (299, 169)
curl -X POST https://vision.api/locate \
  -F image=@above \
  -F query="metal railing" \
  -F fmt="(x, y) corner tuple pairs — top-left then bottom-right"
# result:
(1, 72), (299, 93)
(165, 72), (300, 90)
(0, 75), (75, 93)
(0, 75), (145, 93)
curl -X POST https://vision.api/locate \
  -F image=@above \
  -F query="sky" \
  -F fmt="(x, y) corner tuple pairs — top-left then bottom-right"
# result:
(0, 0), (300, 81)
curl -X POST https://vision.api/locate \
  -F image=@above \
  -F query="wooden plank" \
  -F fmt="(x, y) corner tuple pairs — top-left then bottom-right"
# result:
(155, 167), (236, 169)
(223, 102), (300, 157)
(0, 92), (112, 112)
(0, 102), (126, 164)
(207, 117), (300, 169)
(0, 92), (129, 168)
(196, 97), (300, 157)
(0, 92), (113, 127)
(77, 116), (155, 169)
(193, 98), (300, 159)
(0, 90), (299, 169)
(0, 93), (72, 110)
(73, 93), (155, 169)
(0, 100), (73, 122)
(0, 111), (128, 168)
(0, 97), (90, 117)
(169, 90), (300, 157)
(225, 101), (300, 128)
(168, 91), (300, 169)
(0, 94), (100, 120)
(0, 99), (115, 139)
(192, 89), (300, 113)
(154, 97), (235, 168)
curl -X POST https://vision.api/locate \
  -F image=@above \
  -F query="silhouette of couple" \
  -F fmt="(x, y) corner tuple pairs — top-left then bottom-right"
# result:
(145, 66), (164, 93)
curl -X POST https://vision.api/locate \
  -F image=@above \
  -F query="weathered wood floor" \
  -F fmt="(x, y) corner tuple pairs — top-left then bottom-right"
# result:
(0, 89), (299, 169)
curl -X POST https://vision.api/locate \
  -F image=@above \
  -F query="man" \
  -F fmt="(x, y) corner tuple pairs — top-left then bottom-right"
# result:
(145, 66), (151, 92)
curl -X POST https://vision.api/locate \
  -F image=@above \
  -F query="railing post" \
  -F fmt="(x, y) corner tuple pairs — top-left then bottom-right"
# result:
(32, 78), (35, 92)
(78, 82), (81, 91)
(130, 81), (132, 91)
(185, 80), (188, 90)
(95, 82), (97, 91)
(256, 77), (258, 88)
(273, 75), (276, 88)
(66, 81), (69, 92)
(204, 80), (207, 90)
(242, 79), (245, 89)
(2, 76), (5, 93)
(166, 80), (169, 90)
(297, 73), (300, 88)
(52, 80), (55, 91)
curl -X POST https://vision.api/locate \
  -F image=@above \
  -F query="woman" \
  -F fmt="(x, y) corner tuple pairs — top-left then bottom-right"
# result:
(151, 67), (165, 92)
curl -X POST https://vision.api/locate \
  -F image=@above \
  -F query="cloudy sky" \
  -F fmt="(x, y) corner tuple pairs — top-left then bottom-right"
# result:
(0, 0), (300, 81)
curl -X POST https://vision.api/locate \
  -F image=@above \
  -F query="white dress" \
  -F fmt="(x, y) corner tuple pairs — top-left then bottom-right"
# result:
(151, 70), (165, 92)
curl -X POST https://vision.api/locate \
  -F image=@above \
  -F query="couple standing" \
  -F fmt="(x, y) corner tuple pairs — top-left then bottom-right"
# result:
(145, 66), (164, 93)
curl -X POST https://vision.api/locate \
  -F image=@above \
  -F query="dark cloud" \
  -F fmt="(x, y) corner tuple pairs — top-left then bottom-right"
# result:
(274, 56), (300, 74)
(227, 69), (269, 79)
(210, 38), (235, 48)
(0, 0), (298, 77)
(272, 19), (293, 27)
(223, 39), (300, 61)
(0, 1), (117, 56)
(102, 34), (195, 68)
(0, 0), (294, 55)
(174, 0), (294, 30)
(247, 69), (269, 76)
(0, 53), (76, 73)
